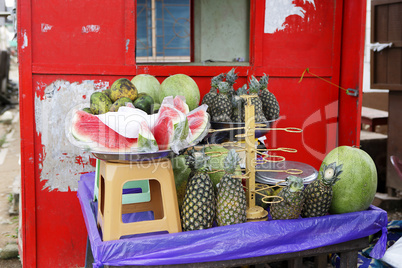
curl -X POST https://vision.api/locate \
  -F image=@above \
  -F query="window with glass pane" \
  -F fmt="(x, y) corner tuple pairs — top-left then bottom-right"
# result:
(136, 0), (191, 63)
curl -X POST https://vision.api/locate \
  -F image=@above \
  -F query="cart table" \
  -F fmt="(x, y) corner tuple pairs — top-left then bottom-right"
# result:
(77, 173), (388, 268)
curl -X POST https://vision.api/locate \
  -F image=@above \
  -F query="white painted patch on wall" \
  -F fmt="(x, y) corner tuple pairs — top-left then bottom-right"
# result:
(35, 80), (108, 191)
(82, 25), (101, 33)
(21, 30), (28, 49)
(264, 0), (316, 34)
(41, 23), (53, 32)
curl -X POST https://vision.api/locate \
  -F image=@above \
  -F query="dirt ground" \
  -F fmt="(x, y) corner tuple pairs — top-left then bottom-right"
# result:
(0, 105), (21, 267)
(0, 61), (22, 267)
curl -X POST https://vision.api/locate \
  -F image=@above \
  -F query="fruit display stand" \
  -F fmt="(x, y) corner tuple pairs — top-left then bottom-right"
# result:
(78, 172), (387, 267)
(78, 99), (388, 267)
(18, 1), (372, 267)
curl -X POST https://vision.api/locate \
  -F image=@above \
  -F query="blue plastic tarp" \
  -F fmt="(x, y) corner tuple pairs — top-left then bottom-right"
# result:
(77, 172), (388, 268)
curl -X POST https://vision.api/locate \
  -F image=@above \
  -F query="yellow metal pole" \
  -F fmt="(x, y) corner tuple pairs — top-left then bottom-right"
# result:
(244, 96), (268, 221)
(244, 97), (256, 208)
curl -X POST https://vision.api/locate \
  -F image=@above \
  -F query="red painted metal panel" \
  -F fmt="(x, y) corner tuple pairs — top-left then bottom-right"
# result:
(261, 0), (337, 70)
(31, 0), (127, 66)
(17, 0), (37, 267)
(18, 1), (366, 267)
(338, 0), (367, 146)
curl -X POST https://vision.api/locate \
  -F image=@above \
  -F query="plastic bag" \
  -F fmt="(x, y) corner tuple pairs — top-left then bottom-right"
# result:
(381, 237), (402, 267)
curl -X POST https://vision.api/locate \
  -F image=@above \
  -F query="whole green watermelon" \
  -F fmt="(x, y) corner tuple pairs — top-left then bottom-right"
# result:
(320, 146), (377, 214)
(160, 74), (200, 111)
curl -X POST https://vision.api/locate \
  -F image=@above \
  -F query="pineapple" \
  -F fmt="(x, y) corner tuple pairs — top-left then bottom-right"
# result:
(248, 76), (268, 122)
(301, 162), (343, 218)
(202, 73), (225, 116)
(231, 85), (247, 122)
(258, 74), (280, 120)
(225, 68), (238, 99)
(216, 149), (247, 226)
(212, 81), (232, 122)
(270, 176), (305, 220)
(181, 148), (216, 231)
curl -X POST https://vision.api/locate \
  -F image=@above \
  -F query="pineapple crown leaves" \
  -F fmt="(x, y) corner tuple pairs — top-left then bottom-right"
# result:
(237, 84), (249, 96)
(285, 176), (304, 193)
(259, 74), (269, 90)
(231, 95), (242, 108)
(185, 147), (211, 172)
(211, 73), (225, 88)
(248, 76), (260, 94)
(319, 162), (343, 186)
(217, 81), (231, 94)
(225, 68), (238, 86)
(223, 149), (240, 174)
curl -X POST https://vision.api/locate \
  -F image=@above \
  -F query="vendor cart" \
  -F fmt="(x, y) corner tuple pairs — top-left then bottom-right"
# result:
(17, 1), (371, 267)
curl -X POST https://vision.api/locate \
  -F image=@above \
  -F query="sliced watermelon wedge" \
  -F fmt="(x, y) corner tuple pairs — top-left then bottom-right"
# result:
(152, 102), (189, 151)
(173, 95), (190, 114)
(138, 121), (158, 153)
(70, 110), (138, 152)
(187, 104), (210, 144)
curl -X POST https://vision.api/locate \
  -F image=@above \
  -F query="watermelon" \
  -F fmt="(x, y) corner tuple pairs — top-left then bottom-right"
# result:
(320, 146), (378, 214)
(152, 103), (189, 151)
(173, 96), (190, 114)
(70, 110), (138, 152)
(131, 74), (161, 104)
(160, 74), (200, 111)
(137, 121), (158, 152)
(187, 104), (209, 144)
(171, 154), (191, 212)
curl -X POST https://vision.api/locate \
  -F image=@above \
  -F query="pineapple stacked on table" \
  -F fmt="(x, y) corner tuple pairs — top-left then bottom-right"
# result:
(177, 147), (344, 230)
(270, 162), (343, 220)
(181, 148), (247, 231)
(201, 69), (280, 123)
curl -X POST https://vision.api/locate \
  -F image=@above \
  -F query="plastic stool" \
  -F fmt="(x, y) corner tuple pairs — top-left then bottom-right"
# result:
(94, 159), (151, 204)
(97, 159), (182, 241)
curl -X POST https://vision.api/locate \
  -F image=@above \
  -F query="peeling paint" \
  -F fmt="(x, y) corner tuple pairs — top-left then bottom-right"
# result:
(264, 0), (316, 34)
(21, 30), (28, 49)
(91, 80), (109, 89)
(41, 23), (53, 32)
(82, 25), (100, 33)
(126, 39), (130, 53)
(35, 80), (107, 191)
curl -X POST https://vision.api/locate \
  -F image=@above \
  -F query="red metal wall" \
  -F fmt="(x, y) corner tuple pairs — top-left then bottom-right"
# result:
(17, 0), (366, 267)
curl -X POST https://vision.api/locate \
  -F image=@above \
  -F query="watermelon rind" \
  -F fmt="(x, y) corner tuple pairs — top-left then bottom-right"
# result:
(137, 121), (158, 153)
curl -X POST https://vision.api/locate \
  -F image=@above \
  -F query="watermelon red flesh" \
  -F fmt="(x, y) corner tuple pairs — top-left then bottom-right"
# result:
(152, 105), (188, 150)
(187, 105), (209, 143)
(71, 110), (138, 151)
(173, 96), (190, 114)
